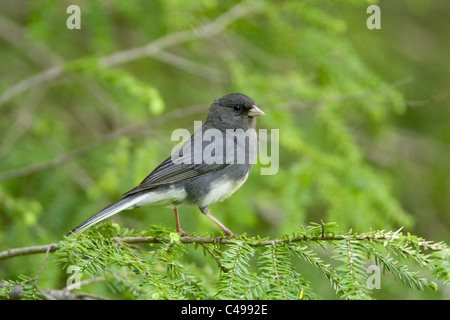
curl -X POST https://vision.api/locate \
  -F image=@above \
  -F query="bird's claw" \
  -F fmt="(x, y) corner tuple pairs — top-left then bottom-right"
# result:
(214, 233), (238, 243)
(176, 228), (190, 237)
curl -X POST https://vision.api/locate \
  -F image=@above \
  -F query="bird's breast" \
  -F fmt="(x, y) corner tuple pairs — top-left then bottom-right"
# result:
(200, 171), (250, 207)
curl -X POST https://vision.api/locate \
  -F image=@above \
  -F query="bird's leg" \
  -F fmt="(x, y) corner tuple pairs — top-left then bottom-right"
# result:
(199, 206), (237, 238)
(173, 206), (189, 236)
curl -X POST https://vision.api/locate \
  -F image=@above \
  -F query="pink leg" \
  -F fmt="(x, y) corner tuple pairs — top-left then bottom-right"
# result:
(199, 206), (237, 238)
(173, 206), (189, 236)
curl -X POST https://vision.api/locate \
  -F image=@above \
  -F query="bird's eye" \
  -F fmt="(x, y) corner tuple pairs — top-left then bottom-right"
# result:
(233, 105), (241, 111)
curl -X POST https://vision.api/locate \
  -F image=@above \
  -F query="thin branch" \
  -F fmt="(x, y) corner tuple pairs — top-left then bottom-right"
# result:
(151, 51), (225, 81)
(113, 238), (153, 277)
(0, 1), (260, 109)
(270, 241), (287, 299)
(0, 13), (63, 67)
(228, 242), (245, 296)
(0, 243), (60, 261)
(199, 243), (226, 272)
(97, 1), (260, 68)
(0, 104), (205, 181)
(62, 277), (104, 292)
(406, 86), (450, 107)
(2, 231), (447, 262)
(0, 67), (63, 108)
(0, 280), (106, 300)
(40, 289), (107, 300)
(30, 245), (52, 299)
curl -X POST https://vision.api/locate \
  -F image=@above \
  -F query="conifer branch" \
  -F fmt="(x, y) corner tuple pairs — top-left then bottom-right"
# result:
(1, 224), (448, 300)
(1, 230), (447, 261)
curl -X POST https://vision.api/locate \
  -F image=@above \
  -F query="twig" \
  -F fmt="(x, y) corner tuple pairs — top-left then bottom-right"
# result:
(63, 277), (104, 292)
(227, 241), (245, 296)
(406, 86), (450, 107)
(0, 67), (63, 108)
(0, 104), (205, 181)
(97, 1), (260, 68)
(0, 243), (60, 261)
(151, 51), (225, 81)
(2, 231), (447, 262)
(0, 1), (260, 109)
(113, 238), (153, 277)
(270, 241), (287, 299)
(40, 289), (107, 300)
(199, 243), (226, 272)
(0, 13), (63, 67)
(0, 280), (106, 300)
(31, 245), (52, 299)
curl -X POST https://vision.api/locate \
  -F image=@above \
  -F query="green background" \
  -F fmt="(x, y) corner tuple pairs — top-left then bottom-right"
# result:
(0, 0), (449, 299)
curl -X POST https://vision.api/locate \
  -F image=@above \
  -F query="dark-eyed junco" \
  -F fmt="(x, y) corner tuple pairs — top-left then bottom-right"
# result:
(67, 93), (264, 237)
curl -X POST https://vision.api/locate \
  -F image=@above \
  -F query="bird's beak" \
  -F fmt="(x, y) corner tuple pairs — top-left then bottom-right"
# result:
(248, 105), (265, 117)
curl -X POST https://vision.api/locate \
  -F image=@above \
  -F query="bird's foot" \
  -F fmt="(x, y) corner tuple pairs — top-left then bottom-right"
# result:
(176, 227), (190, 237)
(214, 232), (238, 243)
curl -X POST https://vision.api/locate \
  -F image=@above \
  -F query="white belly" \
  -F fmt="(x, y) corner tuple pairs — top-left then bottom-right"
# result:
(133, 186), (187, 207)
(200, 173), (249, 206)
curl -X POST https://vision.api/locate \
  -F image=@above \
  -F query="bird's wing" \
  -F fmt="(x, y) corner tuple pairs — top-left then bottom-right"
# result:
(123, 157), (228, 196)
(122, 135), (229, 196)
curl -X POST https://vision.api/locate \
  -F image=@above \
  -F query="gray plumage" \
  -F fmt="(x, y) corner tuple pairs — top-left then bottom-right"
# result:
(67, 93), (264, 237)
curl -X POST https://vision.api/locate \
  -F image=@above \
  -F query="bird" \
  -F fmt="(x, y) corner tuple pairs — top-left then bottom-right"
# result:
(66, 93), (264, 237)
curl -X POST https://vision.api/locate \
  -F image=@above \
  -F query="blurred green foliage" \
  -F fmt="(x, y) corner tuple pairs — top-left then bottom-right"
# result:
(0, 0), (449, 299)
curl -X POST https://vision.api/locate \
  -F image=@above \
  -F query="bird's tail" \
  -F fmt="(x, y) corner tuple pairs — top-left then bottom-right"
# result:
(66, 192), (146, 236)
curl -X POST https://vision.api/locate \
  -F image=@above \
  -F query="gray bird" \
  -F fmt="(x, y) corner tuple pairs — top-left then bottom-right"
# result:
(67, 93), (264, 237)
